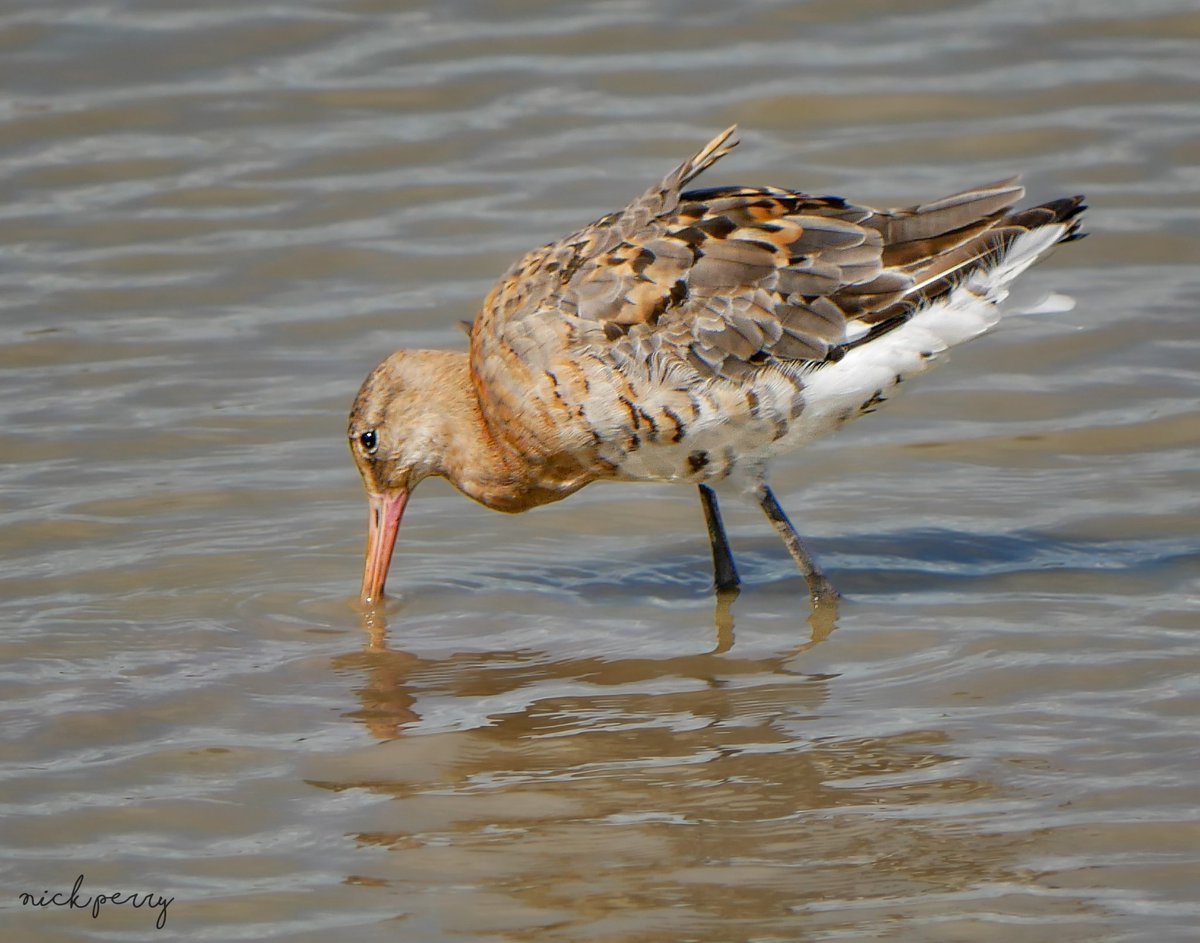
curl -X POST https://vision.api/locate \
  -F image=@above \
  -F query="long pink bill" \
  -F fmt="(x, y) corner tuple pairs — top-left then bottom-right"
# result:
(359, 489), (409, 605)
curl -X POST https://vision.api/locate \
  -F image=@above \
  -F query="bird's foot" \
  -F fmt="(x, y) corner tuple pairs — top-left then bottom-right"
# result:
(804, 574), (840, 642)
(808, 577), (840, 604)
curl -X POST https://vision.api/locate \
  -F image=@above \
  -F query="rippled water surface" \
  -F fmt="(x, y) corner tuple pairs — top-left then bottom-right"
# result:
(2, 1), (1198, 940)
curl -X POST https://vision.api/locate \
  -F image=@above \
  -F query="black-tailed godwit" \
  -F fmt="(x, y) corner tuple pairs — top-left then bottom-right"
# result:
(348, 126), (1085, 604)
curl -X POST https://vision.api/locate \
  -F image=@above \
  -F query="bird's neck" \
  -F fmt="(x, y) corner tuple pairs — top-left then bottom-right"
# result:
(424, 352), (588, 513)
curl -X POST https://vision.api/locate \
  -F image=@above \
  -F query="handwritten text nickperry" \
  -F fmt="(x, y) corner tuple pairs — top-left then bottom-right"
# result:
(19, 874), (173, 929)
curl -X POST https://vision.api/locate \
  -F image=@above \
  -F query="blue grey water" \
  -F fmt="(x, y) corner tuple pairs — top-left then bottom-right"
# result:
(1, 1), (1197, 940)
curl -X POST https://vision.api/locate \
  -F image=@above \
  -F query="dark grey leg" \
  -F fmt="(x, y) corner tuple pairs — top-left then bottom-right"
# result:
(698, 484), (740, 593)
(754, 482), (840, 600)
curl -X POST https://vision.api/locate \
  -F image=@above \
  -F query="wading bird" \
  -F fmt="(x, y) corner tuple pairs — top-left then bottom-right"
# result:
(348, 126), (1084, 605)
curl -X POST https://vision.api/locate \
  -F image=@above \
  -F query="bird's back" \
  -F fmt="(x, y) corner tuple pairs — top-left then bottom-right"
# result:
(467, 127), (1084, 489)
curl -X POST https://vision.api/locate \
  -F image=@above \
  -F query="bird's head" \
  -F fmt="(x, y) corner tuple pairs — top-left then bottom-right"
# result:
(347, 349), (456, 604)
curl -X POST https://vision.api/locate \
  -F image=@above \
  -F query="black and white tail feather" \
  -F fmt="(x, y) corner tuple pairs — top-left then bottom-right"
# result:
(781, 192), (1086, 448)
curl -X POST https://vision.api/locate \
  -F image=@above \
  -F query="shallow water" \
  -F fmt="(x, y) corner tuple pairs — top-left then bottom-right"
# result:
(2, 1), (1198, 940)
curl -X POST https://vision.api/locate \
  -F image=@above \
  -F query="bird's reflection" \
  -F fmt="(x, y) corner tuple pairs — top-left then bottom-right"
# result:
(339, 582), (838, 742)
(312, 590), (1031, 939)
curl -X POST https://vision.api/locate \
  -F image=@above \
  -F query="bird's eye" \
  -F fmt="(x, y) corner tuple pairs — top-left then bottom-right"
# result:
(359, 429), (378, 453)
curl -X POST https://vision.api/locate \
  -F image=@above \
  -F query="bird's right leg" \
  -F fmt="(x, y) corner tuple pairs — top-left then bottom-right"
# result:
(698, 484), (740, 593)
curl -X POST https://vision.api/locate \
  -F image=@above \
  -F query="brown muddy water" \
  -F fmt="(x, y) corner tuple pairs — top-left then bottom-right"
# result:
(2, 1), (1198, 940)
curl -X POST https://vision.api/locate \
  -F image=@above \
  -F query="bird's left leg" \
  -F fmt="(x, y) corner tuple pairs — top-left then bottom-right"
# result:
(753, 480), (840, 601)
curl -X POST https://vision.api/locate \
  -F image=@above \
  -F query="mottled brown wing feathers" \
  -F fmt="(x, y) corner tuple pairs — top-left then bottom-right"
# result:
(473, 127), (1076, 387)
